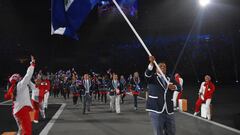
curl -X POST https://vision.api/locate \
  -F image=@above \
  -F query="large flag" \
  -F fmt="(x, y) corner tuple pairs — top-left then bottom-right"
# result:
(51, 0), (99, 40)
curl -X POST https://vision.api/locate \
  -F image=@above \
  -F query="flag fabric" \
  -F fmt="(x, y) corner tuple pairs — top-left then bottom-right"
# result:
(51, 0), (99, 40)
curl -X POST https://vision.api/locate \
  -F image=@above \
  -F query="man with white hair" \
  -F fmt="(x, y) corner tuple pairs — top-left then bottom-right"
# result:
(193, 75), (215, 120)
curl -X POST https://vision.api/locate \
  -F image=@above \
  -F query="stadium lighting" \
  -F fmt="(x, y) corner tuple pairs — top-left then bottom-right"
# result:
(199, 0), (210, 7)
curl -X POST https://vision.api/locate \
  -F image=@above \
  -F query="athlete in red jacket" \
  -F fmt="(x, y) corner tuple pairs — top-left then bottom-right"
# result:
(43, 76), (51, 109)
(194, 75), (215, 120)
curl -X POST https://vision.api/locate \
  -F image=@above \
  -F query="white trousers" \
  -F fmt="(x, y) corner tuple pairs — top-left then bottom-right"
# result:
(173, 91), (179, 108)
(40, 101), (46, 118)
(109, 95), (115, 111)
(109, 95), (121, 113)
(115, 95), (121, 113)
(205, 99), (212, 120)
(43, 92), (49, 109)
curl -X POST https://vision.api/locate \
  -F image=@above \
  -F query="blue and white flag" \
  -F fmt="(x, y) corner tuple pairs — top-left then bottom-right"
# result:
(51, 0), (99, 40)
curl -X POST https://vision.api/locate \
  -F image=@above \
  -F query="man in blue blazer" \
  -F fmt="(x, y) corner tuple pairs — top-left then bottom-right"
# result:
(145, 56), (181, 135)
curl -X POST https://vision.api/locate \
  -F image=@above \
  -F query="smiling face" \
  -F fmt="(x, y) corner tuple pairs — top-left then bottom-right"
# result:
(156, 63), (167, 75)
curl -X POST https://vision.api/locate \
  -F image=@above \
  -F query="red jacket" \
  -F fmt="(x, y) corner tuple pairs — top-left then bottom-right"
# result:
(43, 79), (51, 93)
(36, 80), (50, 102)
(203, 81), (215, 99)
(36, 84), (45, 103)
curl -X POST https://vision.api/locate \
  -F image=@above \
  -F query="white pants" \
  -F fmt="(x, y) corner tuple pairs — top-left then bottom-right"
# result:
(173, 91), (179, 108)
(40, 101), (46, 118)
(200, 99), (212, 120)
(109, 95), (115, 111)
(205, 99), (212, 120)
(109, 95), (121, 113)
(44, 92), (49, 109)
(115, 95), (121, 113)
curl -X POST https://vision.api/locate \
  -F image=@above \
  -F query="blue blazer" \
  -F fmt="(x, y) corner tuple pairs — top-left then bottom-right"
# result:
(109, 80), (120, 96)
(81, 80), (93, 95)
(145, 67), (181, 114)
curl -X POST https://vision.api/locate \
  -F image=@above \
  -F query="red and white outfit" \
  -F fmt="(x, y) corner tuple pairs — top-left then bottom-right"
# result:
(173, 75), (183, 109)
(43, 79), (51, 109)
(4, 64), (35, 135)
(194, 81), (215, 119)
(30, 82), (41, 123)
(36, 81), (48, 119)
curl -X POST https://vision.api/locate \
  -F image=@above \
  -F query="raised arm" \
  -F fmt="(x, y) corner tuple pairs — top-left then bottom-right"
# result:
(145, 56), (155, 78)
(18, 56), (36, 86)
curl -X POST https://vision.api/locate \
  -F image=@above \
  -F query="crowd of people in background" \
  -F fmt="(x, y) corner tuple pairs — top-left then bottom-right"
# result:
(3, 55), (216, 135)
(41, 68), (146, 114)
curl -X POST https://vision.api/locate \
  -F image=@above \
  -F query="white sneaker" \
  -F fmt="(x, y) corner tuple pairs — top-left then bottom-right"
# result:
(207, 115), (211, 120)
(193, 112), (199, 116)
(33, 120), (39, 123)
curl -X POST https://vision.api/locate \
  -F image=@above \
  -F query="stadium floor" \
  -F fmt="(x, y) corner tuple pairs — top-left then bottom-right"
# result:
(0, 85), (240, 135)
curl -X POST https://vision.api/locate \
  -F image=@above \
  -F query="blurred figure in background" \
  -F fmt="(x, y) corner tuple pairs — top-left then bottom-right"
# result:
(173, 73), (183, 110)
(119, 75), (127, 104)
(82, 74), (92, 114)
(109, 74), (121, 114)
(130, 72), (142, 110)
(42, 75), (51, 111)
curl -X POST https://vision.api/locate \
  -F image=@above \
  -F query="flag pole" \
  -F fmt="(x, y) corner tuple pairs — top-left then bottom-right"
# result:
(112, 0), (169, 84)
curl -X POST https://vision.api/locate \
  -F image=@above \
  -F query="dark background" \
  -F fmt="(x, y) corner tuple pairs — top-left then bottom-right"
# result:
(0, 0), (240, 86)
